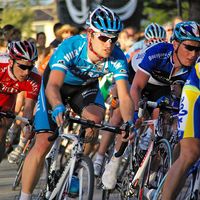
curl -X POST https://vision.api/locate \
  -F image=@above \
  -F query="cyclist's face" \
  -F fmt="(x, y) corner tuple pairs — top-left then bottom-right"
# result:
(91, 32), (117, 58)
(175, 40), (200, 66)
(10, 59), (34, 82)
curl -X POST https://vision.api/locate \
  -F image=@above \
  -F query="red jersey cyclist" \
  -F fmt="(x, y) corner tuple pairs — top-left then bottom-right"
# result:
(0, 40), (41, 162)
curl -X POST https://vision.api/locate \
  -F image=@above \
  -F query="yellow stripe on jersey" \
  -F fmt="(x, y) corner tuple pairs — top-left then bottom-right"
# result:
(183, 85), (200, 138)
(195, 62), (200, 79)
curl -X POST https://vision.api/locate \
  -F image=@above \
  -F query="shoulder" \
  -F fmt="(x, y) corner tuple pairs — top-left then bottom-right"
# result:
(59, 34), (87, 50)
(112, 45), (127, 60)
(0, 53), (10, 66)
(28, 71), (41, 83)
(144, 42), (173, 61)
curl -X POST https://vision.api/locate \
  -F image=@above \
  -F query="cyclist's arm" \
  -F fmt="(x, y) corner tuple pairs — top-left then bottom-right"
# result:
(45, 70), (65, 108)
(130, 69), (150, 110)
(115, 79), (134, 122)
(23, 98), (36, 120)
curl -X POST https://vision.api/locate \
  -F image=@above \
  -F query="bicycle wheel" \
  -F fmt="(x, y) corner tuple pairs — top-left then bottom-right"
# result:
(57, 155), (94, 200)
(12, 155), (25, 190)
(101, 152), (132, 200)
(139, 138), (172, 200)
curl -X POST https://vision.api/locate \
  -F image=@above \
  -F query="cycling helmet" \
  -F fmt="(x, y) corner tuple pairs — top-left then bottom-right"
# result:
(171, 21), (200, 42)
(86, 5), (123, 35)
(144, 23), (166, 40)
(8, 40), (38, 62)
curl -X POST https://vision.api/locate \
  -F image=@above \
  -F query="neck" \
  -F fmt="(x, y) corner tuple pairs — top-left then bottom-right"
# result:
(88, 47), (101, 64)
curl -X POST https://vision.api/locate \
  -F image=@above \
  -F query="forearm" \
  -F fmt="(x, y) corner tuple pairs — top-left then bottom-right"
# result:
(130, 85), (141, 111)
(119, 96), (134, 122)
(22, 99), (35, 120)
(45, 84), (63, 109)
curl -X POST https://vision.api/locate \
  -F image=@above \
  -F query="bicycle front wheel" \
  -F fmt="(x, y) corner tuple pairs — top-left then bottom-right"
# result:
(140, 138), (172, 200)
(58, 155), (94, 200)
(12, 156), (25, 190)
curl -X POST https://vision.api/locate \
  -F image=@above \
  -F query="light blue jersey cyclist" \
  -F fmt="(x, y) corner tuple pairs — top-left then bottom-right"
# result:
(34, 6), (132, 133)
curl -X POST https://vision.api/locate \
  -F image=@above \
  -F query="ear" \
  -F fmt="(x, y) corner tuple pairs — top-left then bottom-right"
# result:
(173, 40), (179, 51)
(9, 59), (14, 67)
(87, 28), (93, 38)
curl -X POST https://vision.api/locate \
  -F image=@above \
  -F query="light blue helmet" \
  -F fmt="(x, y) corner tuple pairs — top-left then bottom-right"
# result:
(144, 23), (166, 40)
(86, 5), (123, 35)
(171, 21), (200, 42)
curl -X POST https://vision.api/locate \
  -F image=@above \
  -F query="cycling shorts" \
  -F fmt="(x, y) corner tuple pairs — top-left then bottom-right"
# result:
(34, 80), (105, 133)
(178, 85), (200, 139)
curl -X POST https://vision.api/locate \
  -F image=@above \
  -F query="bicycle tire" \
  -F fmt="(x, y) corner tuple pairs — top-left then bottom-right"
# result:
(140, 138), (172, 200)
(57, 155), (94, 200)
(12, 157), (24, 190)
(176, 173), (197, 200)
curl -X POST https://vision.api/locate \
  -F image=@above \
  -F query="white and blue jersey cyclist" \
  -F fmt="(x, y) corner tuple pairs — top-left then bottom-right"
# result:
(34, 34), (129, 132)
(136, 42), (192, 103)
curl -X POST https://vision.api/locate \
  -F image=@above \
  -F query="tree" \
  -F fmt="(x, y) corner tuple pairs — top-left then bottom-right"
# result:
(142, 0), (189, 27)
(1, 0), (34, 37)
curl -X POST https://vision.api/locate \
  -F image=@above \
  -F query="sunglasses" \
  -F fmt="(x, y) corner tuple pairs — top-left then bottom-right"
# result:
(182, 44), (200, 52)
(94, 33), (118, 44)
(15, 61), (34, 71)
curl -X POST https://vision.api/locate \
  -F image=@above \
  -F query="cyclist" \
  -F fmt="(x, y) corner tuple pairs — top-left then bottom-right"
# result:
(100, 23), (167, 189)
(130, 21), (200, 197)
(130, 21), (200, 139)
(0, 40), (41, 162)
(19, 5), (134, 200)
(162, 64), (200, 198)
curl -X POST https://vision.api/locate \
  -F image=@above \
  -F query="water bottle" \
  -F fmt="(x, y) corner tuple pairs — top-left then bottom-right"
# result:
(139, 128), (152, 151)
(144, 188), (156, 199)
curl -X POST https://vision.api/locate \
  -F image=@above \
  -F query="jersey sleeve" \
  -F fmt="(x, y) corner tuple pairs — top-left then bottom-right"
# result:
(109, 47), (129, 81)
(48, 35), (84, 74)
(23, 73), (41, 101)
(138, 43), (173, 76)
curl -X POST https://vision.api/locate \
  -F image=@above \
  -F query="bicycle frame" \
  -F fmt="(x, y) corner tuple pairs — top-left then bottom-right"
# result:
(127, 119), (158, 196)
(43, 128), (84, 200)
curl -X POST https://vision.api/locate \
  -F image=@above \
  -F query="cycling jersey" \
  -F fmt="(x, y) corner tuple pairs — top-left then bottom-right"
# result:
(178, 62), (200, 139)
(34, 34), (129, 132)
(126, 39), (145, 63)
(49, 34), (128, 85)
(0, 53), (41, 111)
(131, 43), (168, 86)
(138, 42), (192, 85)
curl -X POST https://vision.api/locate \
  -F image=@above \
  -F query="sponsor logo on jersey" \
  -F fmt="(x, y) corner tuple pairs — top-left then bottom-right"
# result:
(148, 52), (170, 61)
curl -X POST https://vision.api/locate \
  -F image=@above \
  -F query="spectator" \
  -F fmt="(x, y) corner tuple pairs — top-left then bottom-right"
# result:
(56, 24), (79, 40)
(163, 22), (174, 42)
(49, 22), (63, 49)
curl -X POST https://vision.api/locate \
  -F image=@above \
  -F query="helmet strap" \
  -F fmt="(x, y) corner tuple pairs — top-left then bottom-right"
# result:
(88, 29), (104, 61)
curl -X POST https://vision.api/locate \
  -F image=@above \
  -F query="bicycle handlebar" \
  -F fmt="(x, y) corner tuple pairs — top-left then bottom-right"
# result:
(0, 111), (31, 125)
(138, 100), (179, 118)
(48, 111), (133, 157)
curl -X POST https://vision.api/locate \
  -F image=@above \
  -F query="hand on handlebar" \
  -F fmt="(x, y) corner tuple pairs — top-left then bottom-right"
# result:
(156, 96), (170, 107)
(21, 123), (34, 141)
(51, 104), (65, 127)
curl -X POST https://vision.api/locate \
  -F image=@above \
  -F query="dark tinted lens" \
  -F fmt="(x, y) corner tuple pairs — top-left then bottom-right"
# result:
(98, 35), (118, 43)
(18, 63), (34, 71)
(184, 44), (200, 52)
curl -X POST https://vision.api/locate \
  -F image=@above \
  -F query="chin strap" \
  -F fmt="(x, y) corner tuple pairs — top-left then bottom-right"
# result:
(88, 30), (104, 61)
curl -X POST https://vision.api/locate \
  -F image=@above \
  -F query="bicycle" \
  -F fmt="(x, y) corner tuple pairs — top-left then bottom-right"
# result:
(36, 109), (132, 200)
(0, 110), (33, 190)
(153, 158), (200, 200)
(12, 138), (34, 190)
(101, 99), (178, 200)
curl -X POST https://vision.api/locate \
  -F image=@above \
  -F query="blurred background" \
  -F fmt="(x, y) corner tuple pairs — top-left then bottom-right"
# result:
(0, 0), (199, 46)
